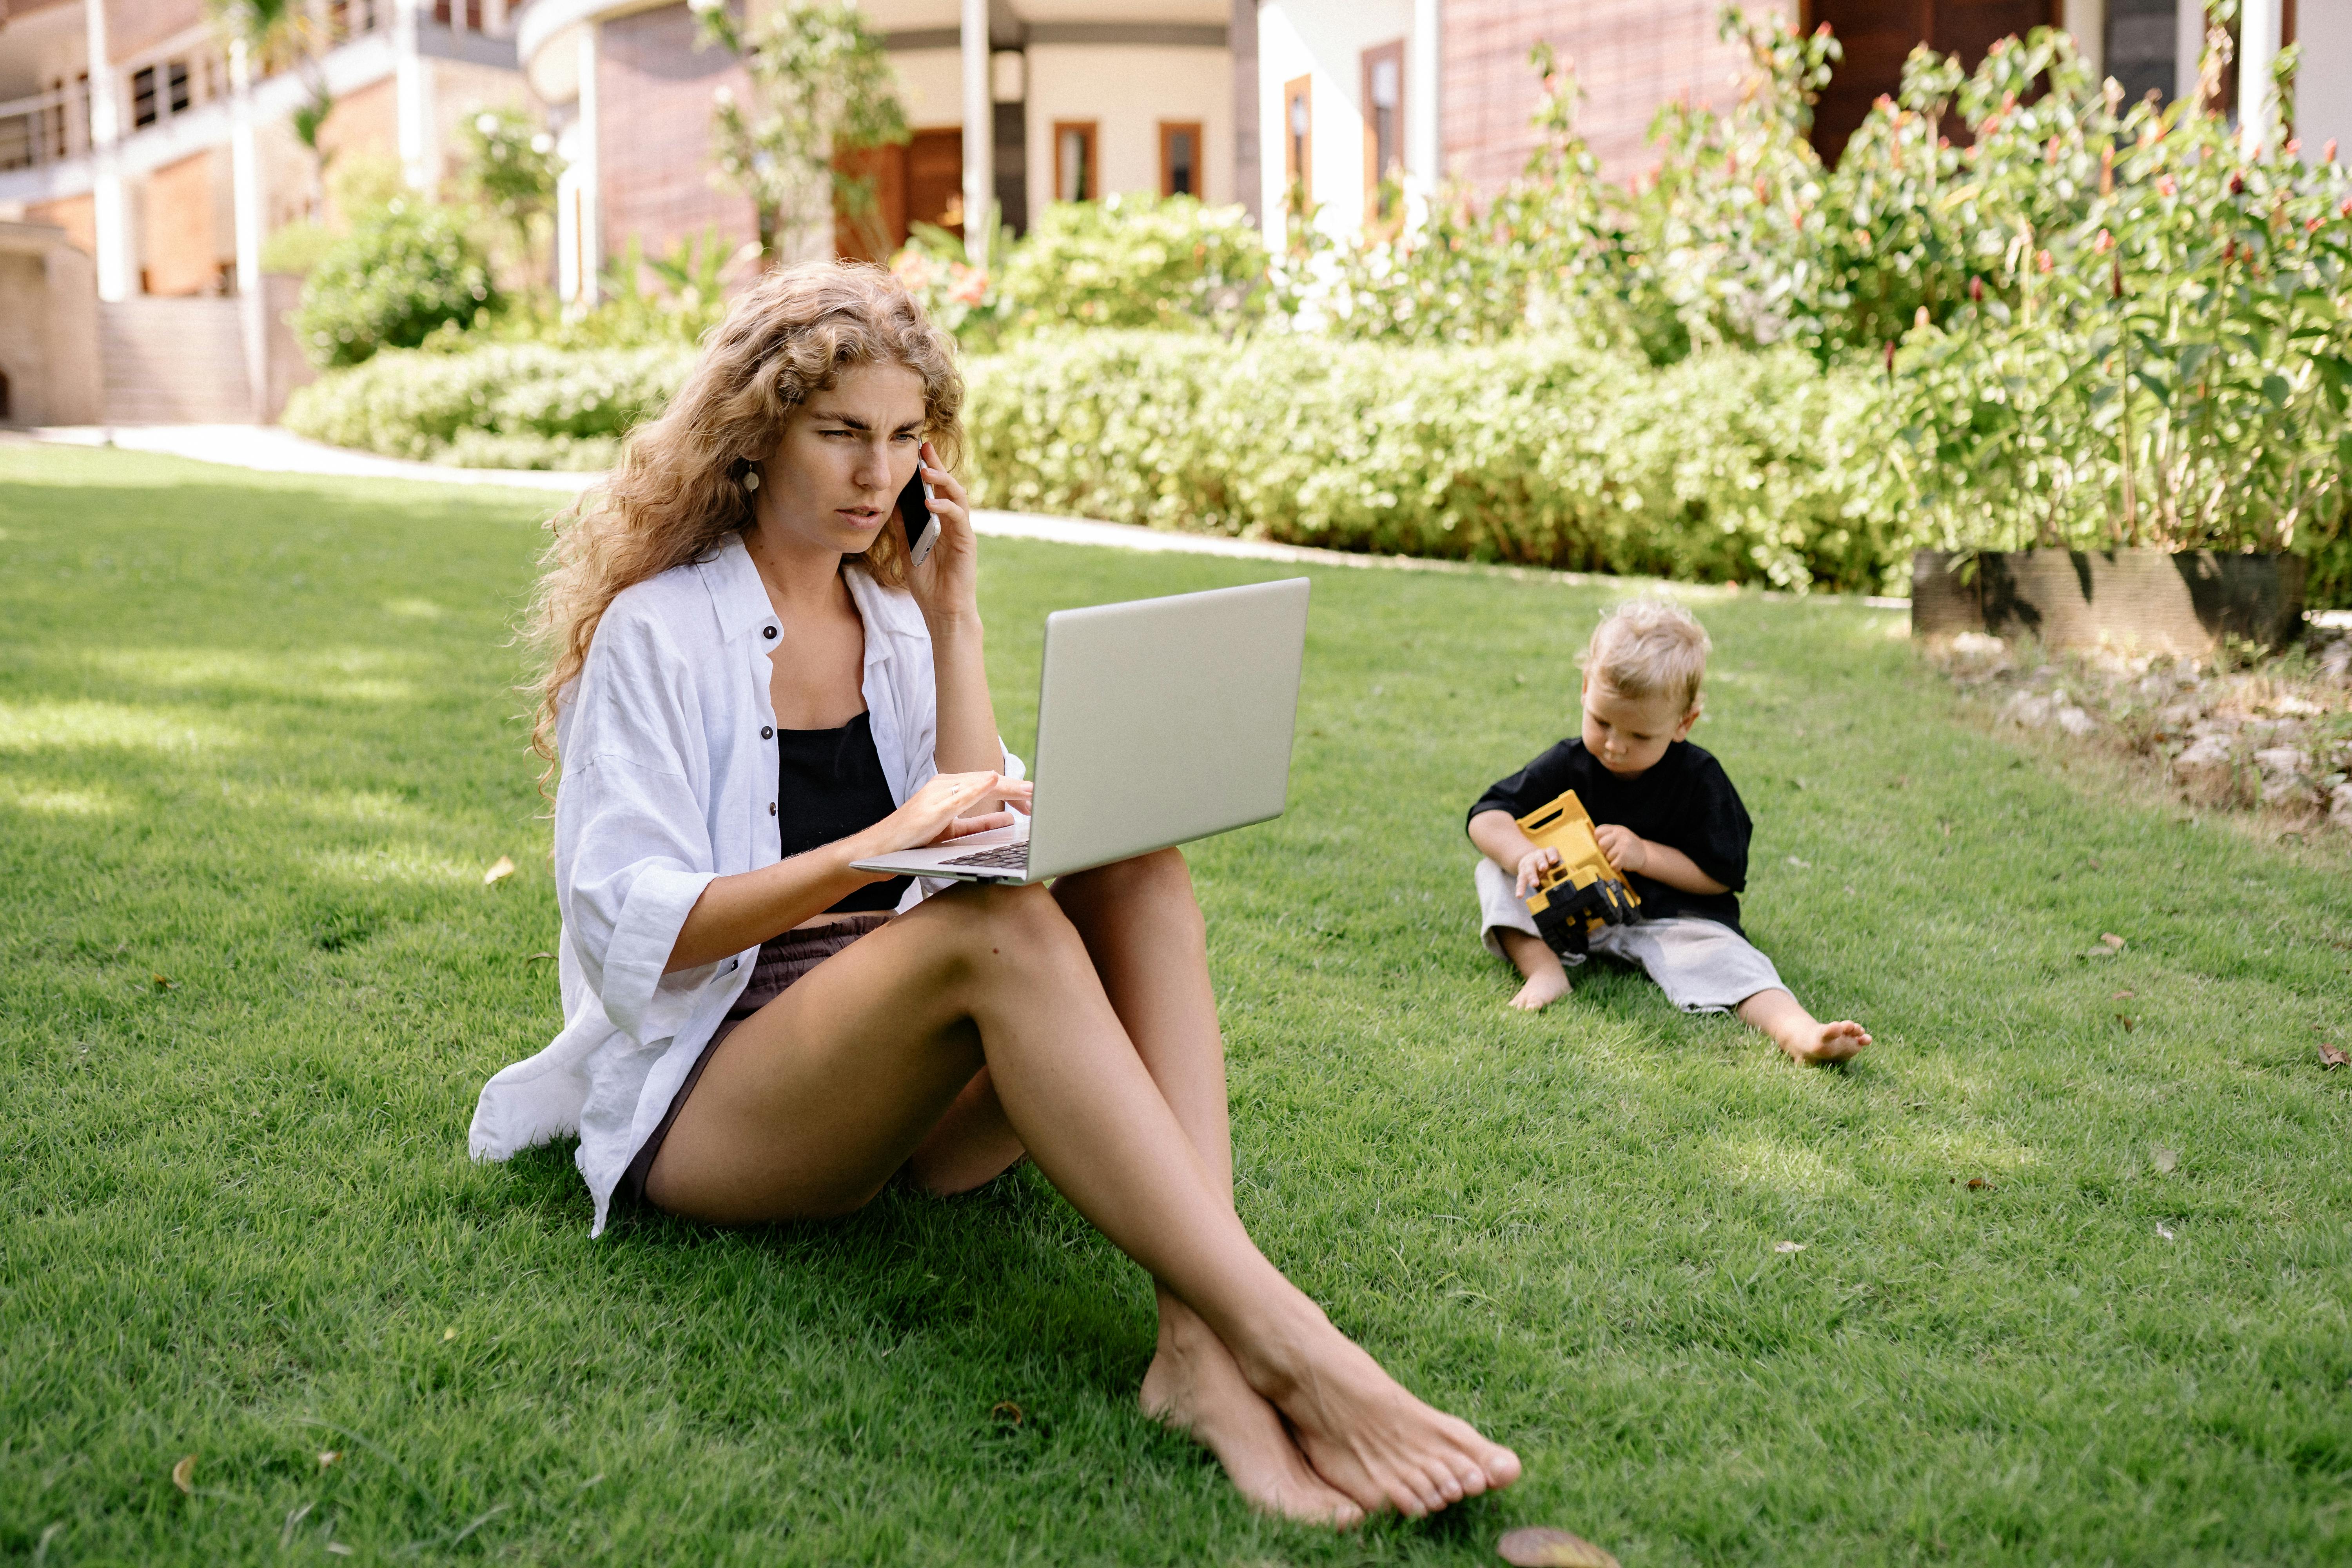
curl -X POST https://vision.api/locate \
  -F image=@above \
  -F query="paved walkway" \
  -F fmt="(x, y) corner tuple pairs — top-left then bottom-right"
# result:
(23, 423), (1909, 602)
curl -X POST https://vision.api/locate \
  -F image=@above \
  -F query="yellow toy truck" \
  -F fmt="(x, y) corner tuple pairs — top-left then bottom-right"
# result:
(1515, 789), (1642, 954)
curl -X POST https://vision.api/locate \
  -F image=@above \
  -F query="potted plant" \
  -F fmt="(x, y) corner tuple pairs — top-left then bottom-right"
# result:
(1882, 25), (2348, 653)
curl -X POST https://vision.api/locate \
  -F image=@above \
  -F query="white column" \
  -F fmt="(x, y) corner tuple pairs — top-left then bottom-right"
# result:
(231, 38), (269, 419)
(574, 22), (601, 304)
(2065, 0), (2105, 83)
(1405, 0), (1438, 226)
(960, 0), (991, 263)
(395, 0), (435, 190)
(2238, 0), (2281, 149)
(83, 0), (133, 300)
(2175, 0), (2206, 105)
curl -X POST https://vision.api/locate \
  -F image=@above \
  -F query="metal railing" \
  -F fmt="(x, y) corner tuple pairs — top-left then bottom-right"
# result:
(0, 0), (509, 177)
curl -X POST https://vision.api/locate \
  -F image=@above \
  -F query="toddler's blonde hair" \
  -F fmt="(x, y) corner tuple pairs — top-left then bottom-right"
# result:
(1581, 598), (1711, 713)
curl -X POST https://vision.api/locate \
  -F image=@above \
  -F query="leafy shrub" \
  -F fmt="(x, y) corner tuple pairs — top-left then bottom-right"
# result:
(294, 201), (501, 368)
(996, 195), (1267, 334)
(281, 343), (691, 466)
(962, 330), (1902, 590)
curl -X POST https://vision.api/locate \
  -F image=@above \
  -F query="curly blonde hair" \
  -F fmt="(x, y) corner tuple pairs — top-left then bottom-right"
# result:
(525, 261), (964, 770)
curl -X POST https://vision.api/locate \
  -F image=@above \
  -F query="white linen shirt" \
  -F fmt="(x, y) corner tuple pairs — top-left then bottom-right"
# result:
(466, 531), (1016, 1236)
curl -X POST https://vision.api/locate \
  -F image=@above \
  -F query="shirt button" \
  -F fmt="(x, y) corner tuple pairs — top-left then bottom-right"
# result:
(762, 626), (777, 639)
(760, 726), (773, 739)
(768, 802), (777, 815)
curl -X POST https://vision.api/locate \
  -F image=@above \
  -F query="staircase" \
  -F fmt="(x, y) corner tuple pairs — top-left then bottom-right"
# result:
(99, 298), (256, 424)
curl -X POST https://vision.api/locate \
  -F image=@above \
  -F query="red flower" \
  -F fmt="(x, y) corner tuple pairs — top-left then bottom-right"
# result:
(2158, 175), (2176, 198)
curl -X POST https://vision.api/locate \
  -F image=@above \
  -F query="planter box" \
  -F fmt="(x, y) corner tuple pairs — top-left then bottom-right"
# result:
(1911, 548), (2307, 655)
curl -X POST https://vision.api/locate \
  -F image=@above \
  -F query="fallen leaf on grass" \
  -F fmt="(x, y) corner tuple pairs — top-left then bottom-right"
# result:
(1773, 1240), (1807, 1253)
(316, 1451), (340, 1469)
(990, 1401), (1023, 1426)
(2100, 933), (2127, 950)
(442, 1327), (458, 1342)
(150, 973), (176, 991)
(2156, 1223), (2176, 1241)
(2085, 857), (2103, 870)
(1966, 1178), (1988, 1190)
(482, 856), (516, 887)
(2152, 1147), (2179, 1174)
(171, 1455), (196, 1494)
(1498, 1526), (1621, 1568)
(525, 951), (556, 962)
(1786, 855), (1811, 869)
(2116, 1014), (2134, 1032)
(2112, 990), (2135, 1000)
(327, 1544), (354, 1557)
(2321, 1042), (2349, 1070)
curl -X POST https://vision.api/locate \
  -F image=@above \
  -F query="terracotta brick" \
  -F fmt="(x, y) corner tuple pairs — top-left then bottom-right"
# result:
(1439, 0), (1791, 195)
(598, 5), (758, 267)
(142, 147), (223, 295)
(25, 194), (97, 257)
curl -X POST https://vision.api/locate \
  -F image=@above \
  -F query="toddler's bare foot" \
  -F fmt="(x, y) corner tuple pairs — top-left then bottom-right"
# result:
(1739, 988), (1870, 1065)
(1508, 969), (1572, 1011)
(1781, 1018), (1871, 1064)
(1141, 1305), (1364, 1526)
(1243, 1305), (1520, 1518)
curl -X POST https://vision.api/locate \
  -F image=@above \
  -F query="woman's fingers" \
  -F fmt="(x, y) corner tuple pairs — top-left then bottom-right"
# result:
(936, 811), (1016, 842)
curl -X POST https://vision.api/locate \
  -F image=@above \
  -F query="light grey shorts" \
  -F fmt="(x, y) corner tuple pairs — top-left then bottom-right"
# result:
(1474, 857), (1785, 1014)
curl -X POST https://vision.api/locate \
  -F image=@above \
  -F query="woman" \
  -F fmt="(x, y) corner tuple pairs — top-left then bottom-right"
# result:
(470, 262), (1519, 1524)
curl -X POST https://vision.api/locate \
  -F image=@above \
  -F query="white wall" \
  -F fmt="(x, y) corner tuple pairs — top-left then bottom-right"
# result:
(1022, 42), (1232, 215)
(890, 45), (965, 131)
(2300, 2), (2352, 165)
(1254, 0), (1411, 245)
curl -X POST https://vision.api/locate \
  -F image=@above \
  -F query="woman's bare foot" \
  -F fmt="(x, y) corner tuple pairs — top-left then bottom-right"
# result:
(1240, 1302), (1521, 1518)
(1739, 988), (1870, 1064)
(1141, 1302), (1365, 1526)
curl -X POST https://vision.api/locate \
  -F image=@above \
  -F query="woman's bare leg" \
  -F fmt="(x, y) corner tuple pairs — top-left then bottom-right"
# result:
(1033, 852), (1357, 1523)
(646, 881), (1519, 1518)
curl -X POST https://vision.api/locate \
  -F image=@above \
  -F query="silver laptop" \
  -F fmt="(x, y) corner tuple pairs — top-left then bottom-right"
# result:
(851, 577), (1310, 885)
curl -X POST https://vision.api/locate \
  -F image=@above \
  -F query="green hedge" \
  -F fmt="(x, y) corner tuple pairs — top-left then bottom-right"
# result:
(281, 343), (693, 469)
(964, 332), (1903, 592)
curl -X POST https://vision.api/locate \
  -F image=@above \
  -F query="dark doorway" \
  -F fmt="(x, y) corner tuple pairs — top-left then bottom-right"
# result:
(1806, 0), (2057, 165)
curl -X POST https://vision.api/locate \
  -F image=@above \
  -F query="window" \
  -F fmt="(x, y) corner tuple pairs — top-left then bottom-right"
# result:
(1362, 40), (1403, 216)
(1282, 75), (1312, 203)
(167, 59), (191, 115)
(1053, 120), (1097, 202)
(132, 65), (157, 129)
(1160, 121), (1202, 198)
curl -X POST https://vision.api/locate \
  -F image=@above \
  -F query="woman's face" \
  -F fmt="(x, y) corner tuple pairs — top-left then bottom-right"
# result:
(752, 361), (929, 558)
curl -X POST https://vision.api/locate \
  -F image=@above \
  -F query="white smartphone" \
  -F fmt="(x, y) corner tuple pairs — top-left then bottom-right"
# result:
(896, 470), (939, 566)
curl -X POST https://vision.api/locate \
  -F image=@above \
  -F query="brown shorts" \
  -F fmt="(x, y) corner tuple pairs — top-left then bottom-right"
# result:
(614, 912), (892, 1213)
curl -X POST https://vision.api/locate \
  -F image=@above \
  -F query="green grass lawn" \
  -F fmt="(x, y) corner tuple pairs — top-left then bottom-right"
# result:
(3, 443), (2349, 1567)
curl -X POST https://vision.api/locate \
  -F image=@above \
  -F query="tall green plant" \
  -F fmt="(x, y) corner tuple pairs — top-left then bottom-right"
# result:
(693, 0), (908, 261)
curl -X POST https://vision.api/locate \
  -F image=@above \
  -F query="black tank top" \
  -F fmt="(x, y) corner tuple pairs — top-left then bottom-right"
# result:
(775, 710), (912, 914)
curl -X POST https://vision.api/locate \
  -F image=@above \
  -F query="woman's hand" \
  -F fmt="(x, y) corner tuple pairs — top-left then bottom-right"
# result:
(855, 770), (1034, 860)
(906, 441), (980, 630)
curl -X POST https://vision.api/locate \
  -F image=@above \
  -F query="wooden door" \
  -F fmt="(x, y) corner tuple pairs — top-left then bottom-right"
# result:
(1807, 0), (2057, 165)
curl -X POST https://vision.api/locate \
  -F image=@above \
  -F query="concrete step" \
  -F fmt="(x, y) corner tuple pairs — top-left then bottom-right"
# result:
(99, 298), (255, 424)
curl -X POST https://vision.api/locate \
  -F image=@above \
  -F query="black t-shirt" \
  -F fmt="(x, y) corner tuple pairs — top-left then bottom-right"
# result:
(776, 710), (911, 915)
(1467, 737), (1751, 933)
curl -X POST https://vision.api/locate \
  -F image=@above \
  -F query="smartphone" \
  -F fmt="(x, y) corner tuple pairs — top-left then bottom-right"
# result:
(897, 470), (939, 566)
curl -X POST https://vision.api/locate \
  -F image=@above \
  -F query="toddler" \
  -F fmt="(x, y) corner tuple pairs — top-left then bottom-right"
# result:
(1465, 599), (1869, 1065)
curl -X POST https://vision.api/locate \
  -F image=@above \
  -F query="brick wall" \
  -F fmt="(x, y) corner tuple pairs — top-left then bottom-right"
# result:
(598, 4), (757, 264)
(1439, 0), (1792, 195)
(25, 194), (97, 257)
(142, 147), (222, 295)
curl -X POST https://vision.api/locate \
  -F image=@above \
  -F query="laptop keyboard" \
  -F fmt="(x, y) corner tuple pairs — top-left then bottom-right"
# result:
(940, 841), (1030, 872)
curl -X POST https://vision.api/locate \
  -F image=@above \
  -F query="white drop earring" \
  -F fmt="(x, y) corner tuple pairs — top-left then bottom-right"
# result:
(742, 468), (760, 492)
